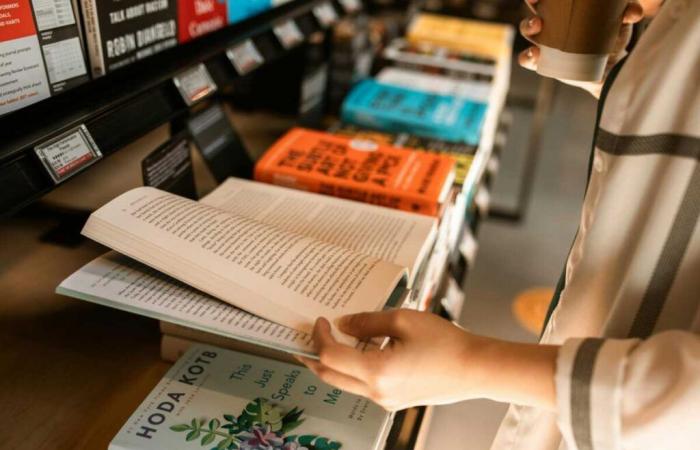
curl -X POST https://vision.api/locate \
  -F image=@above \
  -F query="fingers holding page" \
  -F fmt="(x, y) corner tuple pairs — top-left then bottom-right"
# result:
(310, 317), (375, 380)
(338, 310), (410, 340)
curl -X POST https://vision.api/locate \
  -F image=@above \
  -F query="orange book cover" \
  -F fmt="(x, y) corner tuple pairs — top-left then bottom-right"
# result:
(255, 128), (456, 216)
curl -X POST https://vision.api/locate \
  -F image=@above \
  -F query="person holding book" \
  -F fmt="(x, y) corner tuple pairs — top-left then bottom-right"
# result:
(298, 1), (700, 449)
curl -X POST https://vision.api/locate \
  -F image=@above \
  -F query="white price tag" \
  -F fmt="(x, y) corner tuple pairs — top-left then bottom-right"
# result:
(313, 2), (338, 28)
(34, 125), (102, 184)
(459, 227), (479, 267)
(273, 20), (304, 49)
(441, 277), (465, 321)
(475, 185), (491, 215)
(173, 63), (217, 106)
(226, 40), (264, 75)
(339, 0), (361, 13)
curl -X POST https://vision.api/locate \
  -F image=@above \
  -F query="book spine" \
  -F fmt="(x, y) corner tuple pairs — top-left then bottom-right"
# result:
(160, 334), (193, 362)
(79, 0), (105, 77)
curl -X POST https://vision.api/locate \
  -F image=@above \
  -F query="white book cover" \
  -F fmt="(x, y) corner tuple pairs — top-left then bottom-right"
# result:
(109, 344), (392, 450)
(376, 67), (492, 103)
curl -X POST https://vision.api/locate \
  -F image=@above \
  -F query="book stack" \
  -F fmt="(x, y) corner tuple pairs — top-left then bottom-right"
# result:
(340, 14), (513, 147)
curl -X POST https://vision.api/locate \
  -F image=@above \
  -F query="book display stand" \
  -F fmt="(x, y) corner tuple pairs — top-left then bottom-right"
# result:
(0, 3), (518, 449)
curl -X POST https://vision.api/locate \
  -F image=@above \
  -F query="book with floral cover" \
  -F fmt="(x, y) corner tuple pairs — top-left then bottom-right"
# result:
(109, 344), (392, 450)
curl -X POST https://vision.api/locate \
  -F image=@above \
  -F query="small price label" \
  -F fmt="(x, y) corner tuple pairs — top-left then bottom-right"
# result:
(34, 125), (102, 184)
(173, 63), (217, 106)
(226, 40), (264, 75)
(475, 185), (491, 215)
(339, 0), (361, 13)
(273, 20), (304, 49)
(313, 2), (338, 28)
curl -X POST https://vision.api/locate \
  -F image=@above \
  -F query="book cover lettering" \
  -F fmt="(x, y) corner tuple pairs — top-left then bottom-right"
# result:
(110, 345), (390, 450)
(331, 125), (475, 186)
(178, 0), (227, 43)
(255, 128), (455, 216)
(82, 0), (178, 76)
(341, 79), (487, 146)
(0, 0), (88, 115)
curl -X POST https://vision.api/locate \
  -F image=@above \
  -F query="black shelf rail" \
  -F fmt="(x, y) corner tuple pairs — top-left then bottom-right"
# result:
(0, 0), (357, 217)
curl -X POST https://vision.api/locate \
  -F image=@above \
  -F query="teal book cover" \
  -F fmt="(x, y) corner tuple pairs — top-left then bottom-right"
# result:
(109, 344), (392, 450)
(341, 79), (487, 145)
(227, 0), (273, 24)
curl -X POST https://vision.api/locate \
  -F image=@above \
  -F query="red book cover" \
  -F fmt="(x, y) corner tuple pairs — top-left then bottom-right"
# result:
(178, 0), (228, 43)
(255, 128), (456, 216)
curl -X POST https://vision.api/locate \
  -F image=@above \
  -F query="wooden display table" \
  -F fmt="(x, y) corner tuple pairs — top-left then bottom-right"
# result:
(0, 215), (170, 449)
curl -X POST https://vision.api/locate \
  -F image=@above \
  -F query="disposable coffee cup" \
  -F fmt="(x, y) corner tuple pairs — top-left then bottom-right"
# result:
(534, 0), (629, 82)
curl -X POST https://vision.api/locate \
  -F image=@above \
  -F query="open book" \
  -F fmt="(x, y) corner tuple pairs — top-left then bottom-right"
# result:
(60, 178), (437, 346)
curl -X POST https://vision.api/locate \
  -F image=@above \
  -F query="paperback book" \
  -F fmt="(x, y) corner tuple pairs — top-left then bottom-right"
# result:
(406, 13), (513, 60)
(382, 38), (496, 80)
(159, 323), (302, 364)
(58, 177), (437, 352)
(109, 344), (393, 450)
(0, 0), (89, 116)
(341, 79), (487, 145)
(254, 128), (456, 217)
(329, 124), (476, 187)
(376, 67), (492, 103)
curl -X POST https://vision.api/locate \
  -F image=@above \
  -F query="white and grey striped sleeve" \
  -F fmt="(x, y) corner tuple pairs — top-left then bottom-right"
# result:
(555, 331), (700, 450)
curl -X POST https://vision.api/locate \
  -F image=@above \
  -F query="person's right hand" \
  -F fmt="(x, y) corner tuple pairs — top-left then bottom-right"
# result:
(519, 0), (644, 98)
(296, 309), (560, 411)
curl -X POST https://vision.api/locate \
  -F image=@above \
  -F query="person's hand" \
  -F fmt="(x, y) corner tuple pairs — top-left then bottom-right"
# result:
(519, 0), (644, 97)
(297, 310), (559, 411)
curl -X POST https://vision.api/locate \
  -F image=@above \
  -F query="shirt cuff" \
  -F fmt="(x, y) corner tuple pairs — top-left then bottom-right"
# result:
(555, 337), (640, 450)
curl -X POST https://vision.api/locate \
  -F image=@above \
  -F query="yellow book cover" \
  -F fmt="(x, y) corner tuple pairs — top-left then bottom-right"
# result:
(406, 13), (512, 59)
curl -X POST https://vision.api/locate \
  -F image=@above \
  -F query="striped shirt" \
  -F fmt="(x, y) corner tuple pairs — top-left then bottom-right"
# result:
(491, 1), (700, 449)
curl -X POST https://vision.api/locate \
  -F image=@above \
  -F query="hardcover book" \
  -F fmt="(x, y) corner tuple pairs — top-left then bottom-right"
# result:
(80, 0), (178, 76)
(59, 177), (437, 351)
(329, 124), (476, 187)
(341, 79), (487, 145)
(109, 344), (393, 450)
(254, 128), (456, 217)
(0, 0), (89, 116)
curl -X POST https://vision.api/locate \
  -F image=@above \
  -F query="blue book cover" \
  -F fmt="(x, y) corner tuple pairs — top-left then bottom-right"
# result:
(341, 79), (487, 145)
(227, 0), (272, 24)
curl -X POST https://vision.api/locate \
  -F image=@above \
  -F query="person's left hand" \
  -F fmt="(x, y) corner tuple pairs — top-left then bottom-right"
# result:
(296, 309), (489, 411)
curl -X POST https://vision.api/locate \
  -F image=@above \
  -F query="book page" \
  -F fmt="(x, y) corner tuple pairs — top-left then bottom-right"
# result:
(58, 252), (316, 356)
(82, 187), (406, 338)
(201, 178), (437, 284)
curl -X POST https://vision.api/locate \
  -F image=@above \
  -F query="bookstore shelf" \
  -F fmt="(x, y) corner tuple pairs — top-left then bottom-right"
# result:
(0, 0), (355, 218)
(0, 7), (516, 448)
